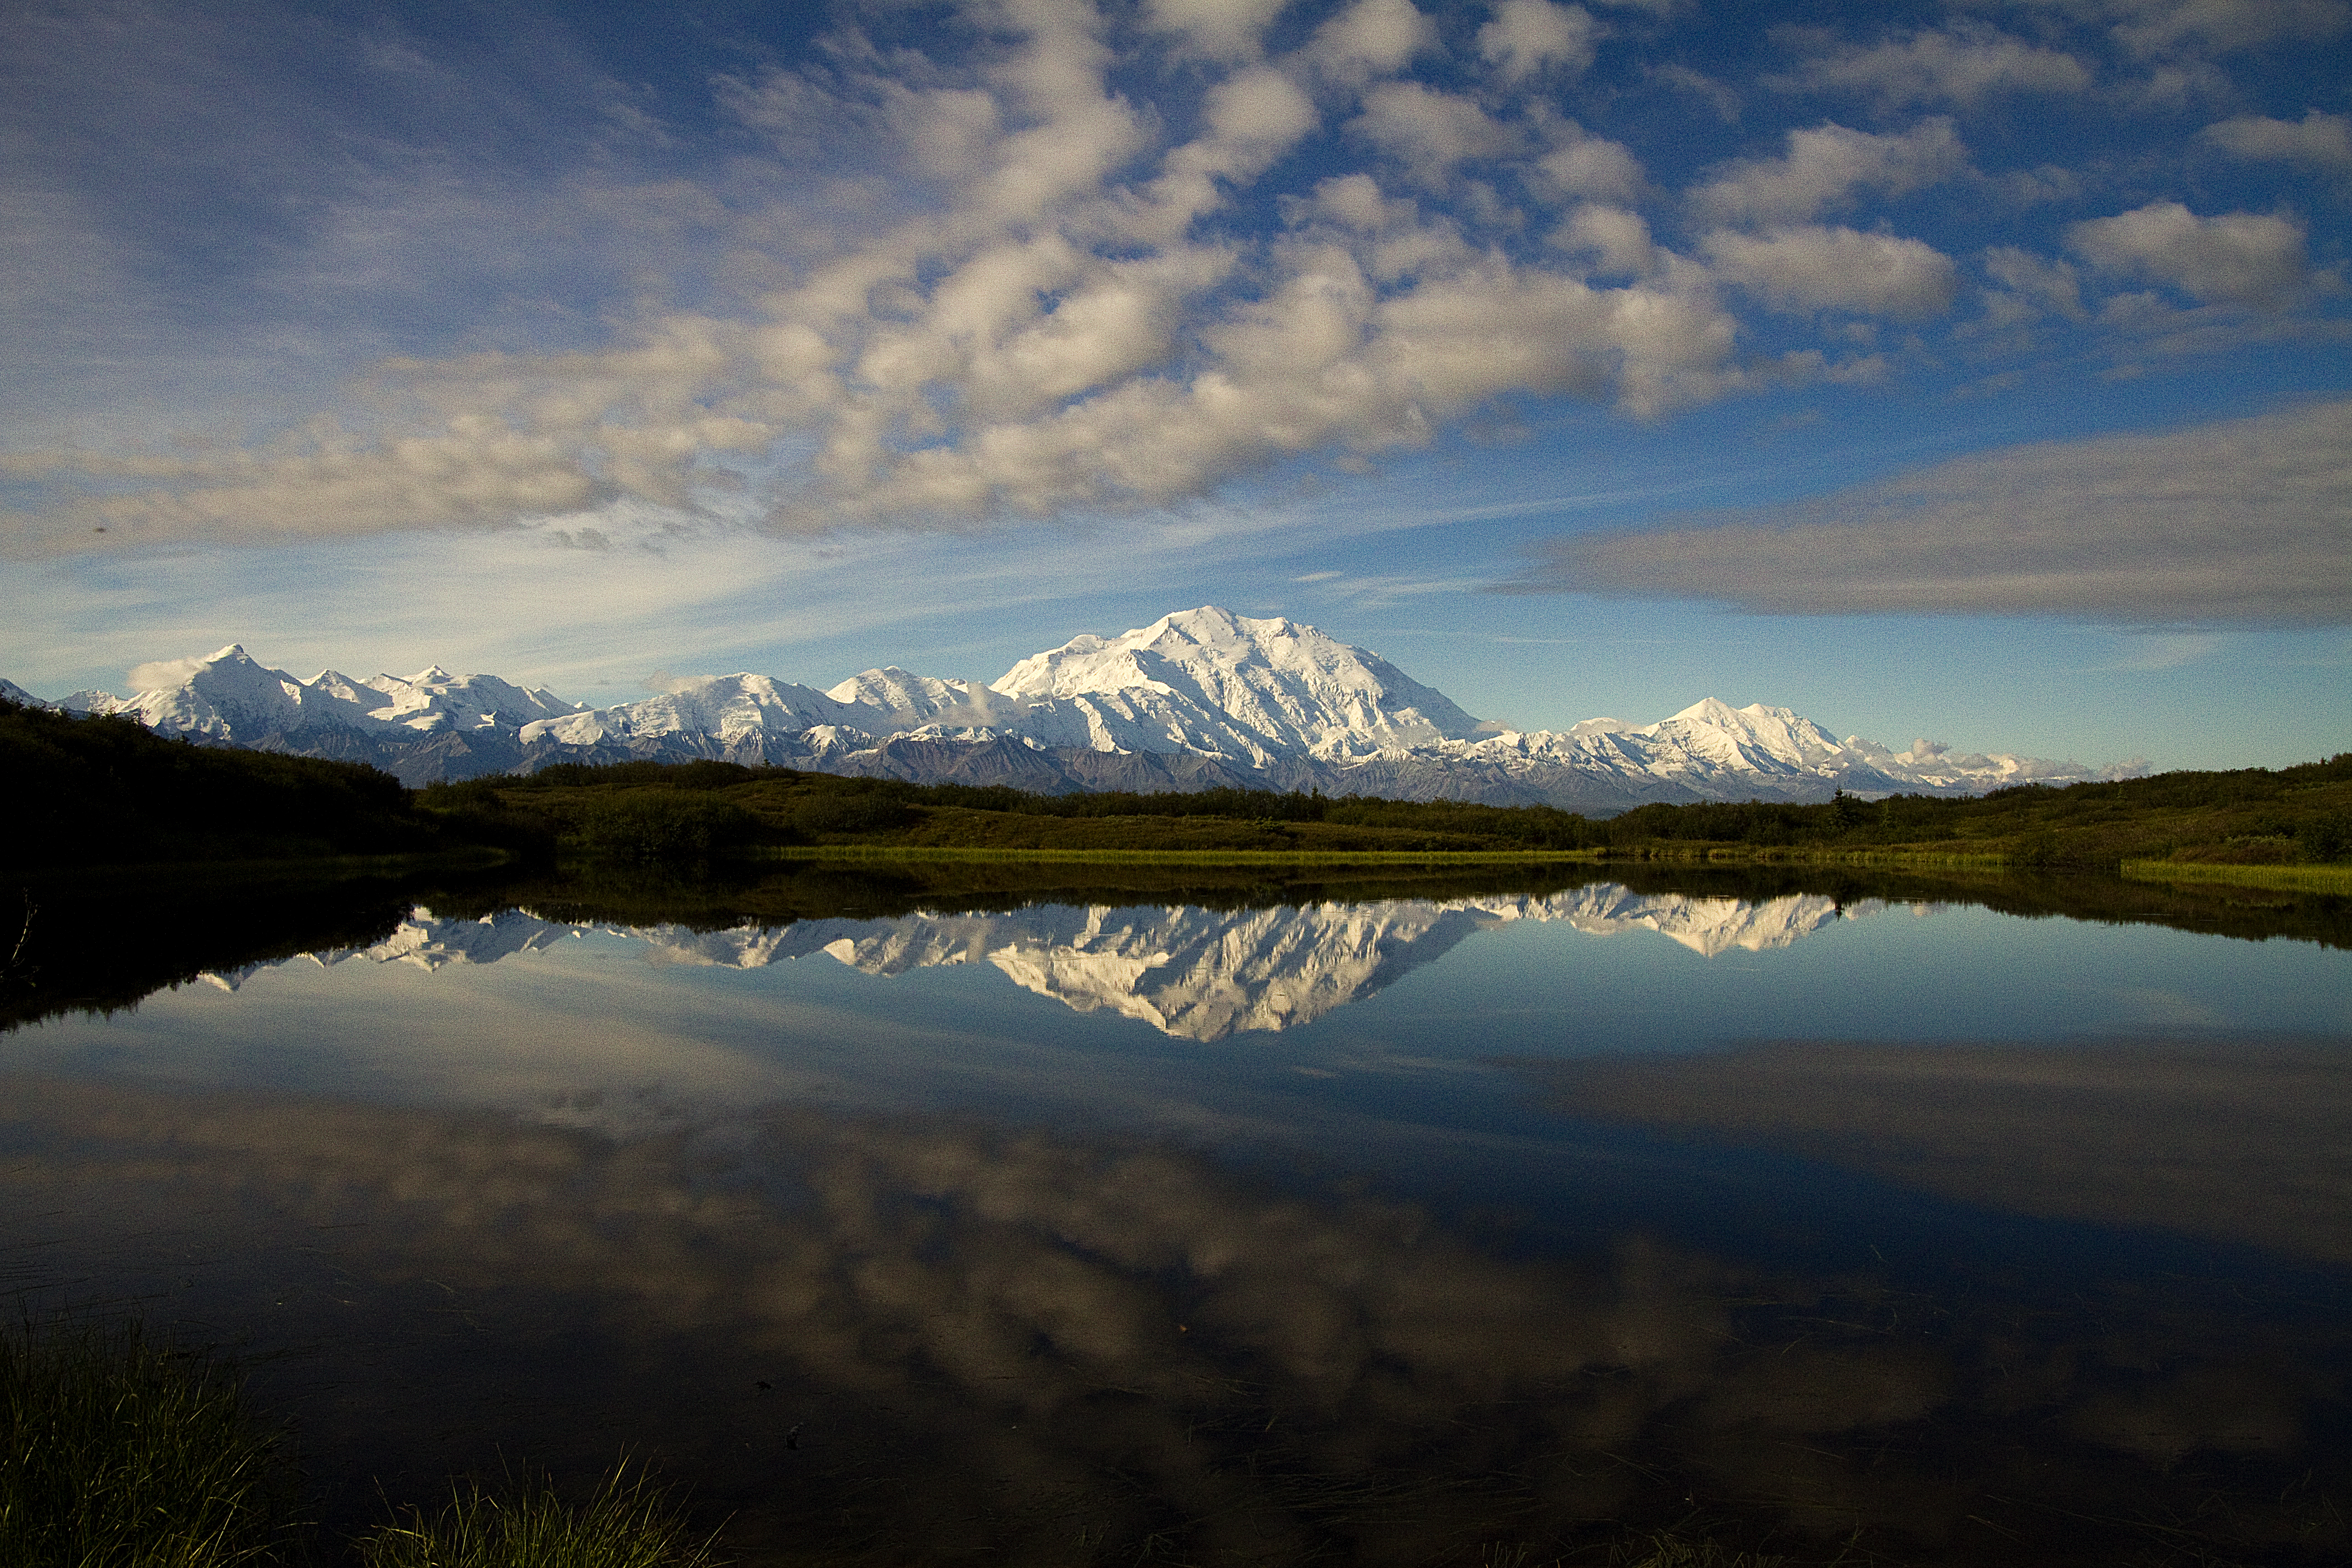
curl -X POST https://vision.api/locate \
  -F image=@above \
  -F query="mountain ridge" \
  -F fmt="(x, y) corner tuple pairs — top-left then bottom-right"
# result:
(10, 607), (2143, 808)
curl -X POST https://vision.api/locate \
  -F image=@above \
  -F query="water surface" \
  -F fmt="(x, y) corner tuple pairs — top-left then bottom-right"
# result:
(5, 863), (2349, 1564)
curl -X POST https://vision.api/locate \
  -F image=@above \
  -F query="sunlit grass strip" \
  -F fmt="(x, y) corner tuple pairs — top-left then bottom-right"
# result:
(1606, 843), (2012, 869)
(357, 1463), (719, 1568)
(0, 1316), (295, 1568)
(764, 845), (1609, 865)
(2121, 859), (2352, 895)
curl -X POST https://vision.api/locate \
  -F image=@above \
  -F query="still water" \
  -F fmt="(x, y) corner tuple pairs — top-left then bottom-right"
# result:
(5, 864), (2351, 1565)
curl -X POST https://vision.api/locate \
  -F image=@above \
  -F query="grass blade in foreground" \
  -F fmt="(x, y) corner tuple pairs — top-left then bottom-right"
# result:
(358, 1463), (720, 1568)
(0, 1315), (296, 1568)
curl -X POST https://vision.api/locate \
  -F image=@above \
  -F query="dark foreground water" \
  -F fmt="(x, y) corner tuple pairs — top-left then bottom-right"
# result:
(5, 862), (2351, 1565)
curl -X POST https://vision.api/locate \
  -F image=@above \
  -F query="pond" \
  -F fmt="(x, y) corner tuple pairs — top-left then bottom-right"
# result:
(5, 860), (2351, 1565)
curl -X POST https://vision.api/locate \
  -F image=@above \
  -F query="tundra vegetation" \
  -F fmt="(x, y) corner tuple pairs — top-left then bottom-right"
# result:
(5, 697), (2348, 884)
(414, 749), (2352, 886)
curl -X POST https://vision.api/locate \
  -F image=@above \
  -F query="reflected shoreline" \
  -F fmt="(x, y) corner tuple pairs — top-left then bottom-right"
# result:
(9, 856), (2349, 1033)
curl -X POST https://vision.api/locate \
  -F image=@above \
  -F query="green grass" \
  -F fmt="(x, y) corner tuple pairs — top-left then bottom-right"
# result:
(0, 1316), (297, 1568)
(763, 843), (1606, 865)
(2, 1315), (720, 1568)
(2121, 858), (2352, 895)
(357, 1463), (720, 1568)
(1609, 1536), (1787, 1568)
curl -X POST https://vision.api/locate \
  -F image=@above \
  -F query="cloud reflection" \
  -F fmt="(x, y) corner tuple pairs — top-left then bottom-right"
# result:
(3, 1074), (2343, 1563)
(1543, 1036), (2352, 1264)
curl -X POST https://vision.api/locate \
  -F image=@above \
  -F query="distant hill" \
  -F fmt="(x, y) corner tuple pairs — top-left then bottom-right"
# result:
(13, 607), (2139, 808)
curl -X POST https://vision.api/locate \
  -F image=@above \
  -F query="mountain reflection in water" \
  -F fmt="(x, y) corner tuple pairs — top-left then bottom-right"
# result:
(203, 885), (1867, 1039)
(6, 1075), (2345, 1567)
(7, 862), (2350, 1564)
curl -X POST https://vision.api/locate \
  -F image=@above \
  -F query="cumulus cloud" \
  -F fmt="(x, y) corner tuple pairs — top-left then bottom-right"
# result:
(1528, 118), (1647, 204)
(1702, 225), (1959, 318)
(1302, 0), (1438, 84)
(1476, 0), (1602, 83)
(1347, 82), (1523, 185)
(1142, 0), (1292, 60)
(1507, 398), (2352, 623)
(12, 0), (2318, 562)
(2089, 0), (2352, 56)
(1552, 203), (1658, 277)
(1982, 245), (2089, 321)
(1771, 24), (2091, 107)
(2202, 109), (2352, 175)
(2067, 201), (2311, 307)
(9, 0), (1789, 554)
(1686, 118), (1969, 226)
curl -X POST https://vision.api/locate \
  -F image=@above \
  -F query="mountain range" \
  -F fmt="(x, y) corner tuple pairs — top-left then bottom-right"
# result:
(10, 606), (2140, 809)
(206, 886), (1872, 1041)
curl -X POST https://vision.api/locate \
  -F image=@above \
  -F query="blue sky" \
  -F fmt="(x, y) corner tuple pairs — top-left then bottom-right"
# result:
(3, 0), (2347, 769)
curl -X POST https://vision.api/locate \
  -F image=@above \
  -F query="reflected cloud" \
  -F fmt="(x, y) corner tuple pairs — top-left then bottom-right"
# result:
(1541, 1036), (2352, 1264)
(2, 1076), (2341, 1563)
(206, 886), (1872, 1039)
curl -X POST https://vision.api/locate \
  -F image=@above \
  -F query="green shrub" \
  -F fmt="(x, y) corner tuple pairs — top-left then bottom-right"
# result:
(0, 1315), (297, 1568)
(789, 789), (910, 836)
(577, 794), (759, 862)
(2302, 813), (2351, 863)
(357, 1463), (717, 1568)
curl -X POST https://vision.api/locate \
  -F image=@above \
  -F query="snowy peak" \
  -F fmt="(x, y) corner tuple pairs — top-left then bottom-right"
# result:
(350, 667), (582, 734)
(825, 666), (1014, 729)
(1647, 699), (1854, 775)
(49, 646), (581, 745)
(22, 607), (2138, 801)
(519, 672), (850, 748)
(990, 606), (1485, 761)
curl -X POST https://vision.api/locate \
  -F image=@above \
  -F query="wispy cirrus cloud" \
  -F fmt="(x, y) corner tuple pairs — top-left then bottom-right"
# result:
(1504, 399), (2352, 625)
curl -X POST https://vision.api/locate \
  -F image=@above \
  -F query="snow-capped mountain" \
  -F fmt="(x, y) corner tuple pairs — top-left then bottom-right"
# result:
(61, 645), (582, 740)
(201, 887), (1890, 1039)
(990, 610), (1484, 762)
(10, 607), (2139, 805)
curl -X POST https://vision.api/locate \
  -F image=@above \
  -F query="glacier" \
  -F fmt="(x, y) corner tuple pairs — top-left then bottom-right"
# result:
(9, 606), (2141, 807)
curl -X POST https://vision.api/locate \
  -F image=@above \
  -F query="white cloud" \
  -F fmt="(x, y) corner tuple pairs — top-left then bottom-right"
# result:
(1476, 0), (1602, 84)
(1302, 0), (1438, 85)
(1509, 398), (2352, 624)
(2091, 0), (2351, 56)
(1983, 245), (2089, 321)
(1552, 203), (1658, 277)
(2202, 110), (2352, 175)
(1348, 82), (1523, 185)
(1527, 118), (1646, 204)
(4, 0), (1768, 554)
(1703, 225), (1959, 318)
(1142, 0), (1292, 60)
(1773, 24), (2090, 107)
(1686, 118), (1969, 226)
(2067, 201), (2311, 308)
